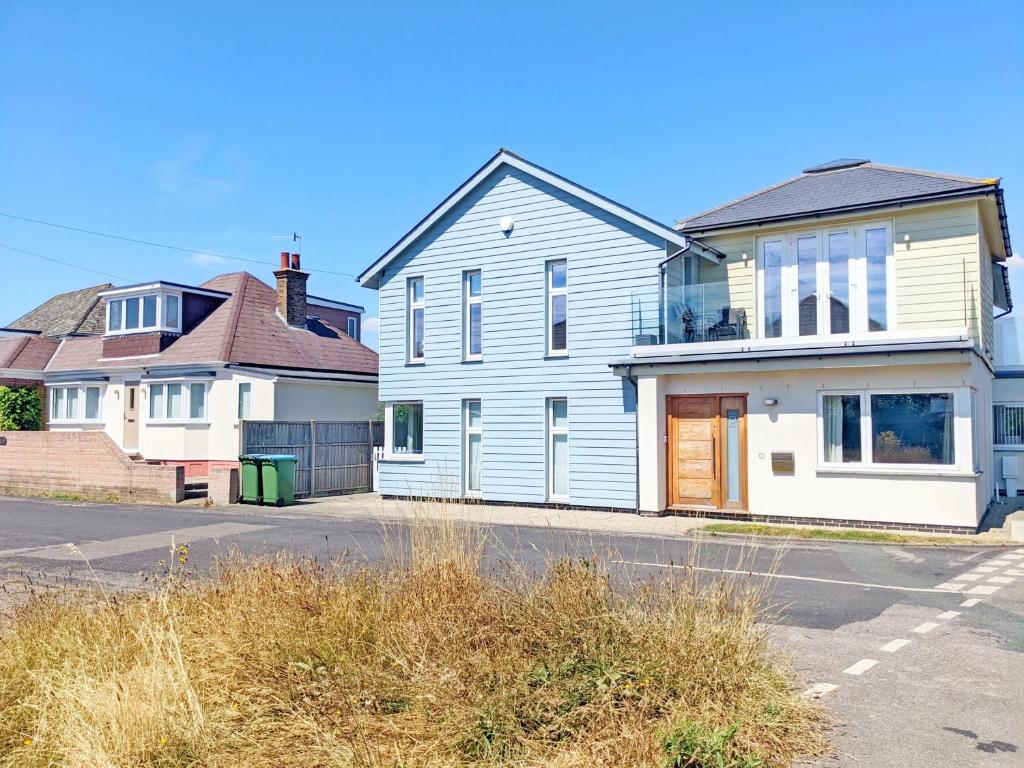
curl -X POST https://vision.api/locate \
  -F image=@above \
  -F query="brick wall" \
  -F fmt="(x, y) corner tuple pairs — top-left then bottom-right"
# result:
(102, 331), (176, 358)
(0, 431), (184, 503)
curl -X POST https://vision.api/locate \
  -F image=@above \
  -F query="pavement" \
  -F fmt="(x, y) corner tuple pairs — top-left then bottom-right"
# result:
(0, 493), (1022, 767)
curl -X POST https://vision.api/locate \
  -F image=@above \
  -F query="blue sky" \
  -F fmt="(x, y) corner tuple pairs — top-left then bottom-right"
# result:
(2, 1), (1022, 349)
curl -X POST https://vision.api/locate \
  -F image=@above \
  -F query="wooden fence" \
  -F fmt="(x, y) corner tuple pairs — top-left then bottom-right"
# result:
(241, 420), (384, 498)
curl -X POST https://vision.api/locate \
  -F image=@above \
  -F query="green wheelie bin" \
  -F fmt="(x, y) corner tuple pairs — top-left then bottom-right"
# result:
(239, 454), (266, 504)
(259, 454), (297, 507)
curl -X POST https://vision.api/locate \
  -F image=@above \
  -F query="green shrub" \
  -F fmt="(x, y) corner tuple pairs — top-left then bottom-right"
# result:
(0, 386), (42, 431)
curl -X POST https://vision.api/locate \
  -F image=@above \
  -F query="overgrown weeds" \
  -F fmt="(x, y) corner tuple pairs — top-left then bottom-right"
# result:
(0, 512), (829, 767)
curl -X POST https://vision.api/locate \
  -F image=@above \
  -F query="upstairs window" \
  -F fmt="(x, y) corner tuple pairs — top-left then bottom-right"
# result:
(464, 270), (482, 359)
(106, 291), (182, 335)
(547, 260), (568, 355)
(347, 316), (358, 340)
(408, 277), (425, 362)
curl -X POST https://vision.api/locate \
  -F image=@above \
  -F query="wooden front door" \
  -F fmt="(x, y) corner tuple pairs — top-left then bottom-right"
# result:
(667, 395), (747, 511)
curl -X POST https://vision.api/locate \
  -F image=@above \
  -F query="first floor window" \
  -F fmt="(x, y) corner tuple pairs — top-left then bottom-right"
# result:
(821, 390), (957, 467)
(994, 404), (1024, 447)
(548, 398), (569, 499)
(392, 402), (423, 454)
(189, 383), (207, 420)
(84, 386), (101, 421)
(464, 400), (481, 493)
(546, 261), (567, 354)
(408, 277), (425, 362)
(238, 382), (252, 419)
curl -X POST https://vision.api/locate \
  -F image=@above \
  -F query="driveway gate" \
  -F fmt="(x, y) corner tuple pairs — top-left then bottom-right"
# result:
(241, 420), (383, 498)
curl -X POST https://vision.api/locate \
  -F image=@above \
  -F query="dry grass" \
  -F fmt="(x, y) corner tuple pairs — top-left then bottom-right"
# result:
(0, 510), (829, 767)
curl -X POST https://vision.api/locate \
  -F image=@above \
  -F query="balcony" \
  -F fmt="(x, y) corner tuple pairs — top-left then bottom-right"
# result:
(631, 280), (749, 347)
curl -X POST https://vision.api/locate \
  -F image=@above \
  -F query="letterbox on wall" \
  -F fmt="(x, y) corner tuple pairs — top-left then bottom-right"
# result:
(771, 452), (794, 474)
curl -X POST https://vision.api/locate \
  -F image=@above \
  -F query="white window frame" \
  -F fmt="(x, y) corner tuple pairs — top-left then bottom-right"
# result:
(384, 401), (425, 460)
(145, 380), (211, 424)
(546, 259), (568, 356)
(46, 383), (104, 424)
(464, 399), (482, 496)
(407, 277), (425, 363)
(817, 388), (971, 473)
(106, 290), (182, 336)
(993, 402), (1024, 450)
(237, 382), (252, 420)
(757, 220), (896, 340)
(547, 397), (569, 501)
(346, 316), (358, 340)
(463, 269), (483, 361)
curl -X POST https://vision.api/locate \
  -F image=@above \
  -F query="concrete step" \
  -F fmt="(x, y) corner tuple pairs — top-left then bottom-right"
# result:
(183, 479), (208, 501)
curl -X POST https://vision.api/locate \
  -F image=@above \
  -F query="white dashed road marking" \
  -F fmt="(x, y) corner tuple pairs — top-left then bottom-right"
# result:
(803, 682), (838, 699)
(960, 598), (981, 607)
(1003, 553), (1024, 560)
(972, 566), (998, 573)
(21, 523), (274, 561)
(936, 582), (966, 591)
(955, 573), (983, 582)
(988, 576), (1015, 585)
(879, 639), (911, 653)
(843, 659), (879, 675)
(967, 584), (1002, 596)
(1006, 569), (1024, 577)
(912, 622), (939, 634)
(937, 611), (961, 621)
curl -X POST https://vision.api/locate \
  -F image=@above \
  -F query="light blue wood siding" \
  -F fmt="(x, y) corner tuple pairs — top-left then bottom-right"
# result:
(377, 166), (665, 508)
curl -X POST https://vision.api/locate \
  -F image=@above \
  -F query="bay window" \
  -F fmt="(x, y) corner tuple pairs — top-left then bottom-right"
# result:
(48, 384), (103, 423)
(820, 390), (961, 469)
(758, 221), (893, 339)
(147, 381), (209, 423)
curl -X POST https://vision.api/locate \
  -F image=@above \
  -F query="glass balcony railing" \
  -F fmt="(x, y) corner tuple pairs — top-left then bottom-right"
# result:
(631, 281), (749, 346)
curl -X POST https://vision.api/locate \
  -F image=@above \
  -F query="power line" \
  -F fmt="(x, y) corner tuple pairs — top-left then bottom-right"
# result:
(0, 243), (136, 282)
(0, 211), (358, 278)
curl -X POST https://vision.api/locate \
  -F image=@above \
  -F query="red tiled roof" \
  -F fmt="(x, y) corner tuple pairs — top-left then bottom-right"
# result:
(0, 336), (59, 372)
(46, 272), (378, 376)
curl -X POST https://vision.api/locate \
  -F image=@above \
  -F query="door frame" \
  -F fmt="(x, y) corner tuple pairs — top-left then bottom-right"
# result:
(666, 394), (748, 512)
(123, 382), (140, 451)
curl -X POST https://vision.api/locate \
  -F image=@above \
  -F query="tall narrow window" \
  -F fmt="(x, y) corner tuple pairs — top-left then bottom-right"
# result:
(864, 226), (889, 332)
(822, 394), (862, 463)
(51, 387), (64, 420)
(464, 270), (482, 359)
(165, 295), (180, 330)
(142, 295), (157, 328)
(238, 382), (252, 419)
(347, 316), (358, 339)
(464, 399), (482, 494)
(828, 231), (851, 334)
(408, 277), (425, 362)
(796, 235), (818, 336)
(108, 300), (122, 332)
(547, 261), (567, 355)
(125, 297), (140, 330)
(84, 386), (101, 421)
(761, 240), (783, 338)
(189, 383), (207, 420)
(548, 398), (569, 500)
(65, 387), (79, 420)
(166, 383), (183, 420)
(149, 384), (165, 419)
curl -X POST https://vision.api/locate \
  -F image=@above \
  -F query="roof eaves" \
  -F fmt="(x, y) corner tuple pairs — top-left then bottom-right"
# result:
(680, 185), (1000, 234)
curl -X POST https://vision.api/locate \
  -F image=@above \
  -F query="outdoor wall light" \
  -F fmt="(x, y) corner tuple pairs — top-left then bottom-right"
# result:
(499, 215), (514, 234)
(764, 398), (778, 406)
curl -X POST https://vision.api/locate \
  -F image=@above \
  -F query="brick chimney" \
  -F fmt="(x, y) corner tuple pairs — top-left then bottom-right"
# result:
(274, 251), (308, 327)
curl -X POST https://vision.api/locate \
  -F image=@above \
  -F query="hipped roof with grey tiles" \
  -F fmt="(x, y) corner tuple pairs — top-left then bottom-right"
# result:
(679, 161), (1002, 233)
(6, 283), (112, 338)
(46, 272), (378, 376)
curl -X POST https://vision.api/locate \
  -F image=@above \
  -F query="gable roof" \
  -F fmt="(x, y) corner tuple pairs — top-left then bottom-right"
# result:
(679, 161), (1007, 244)
(46, 272), (378, 376)
(358, 149), (689, 288)
(6, 283), (112, 337)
